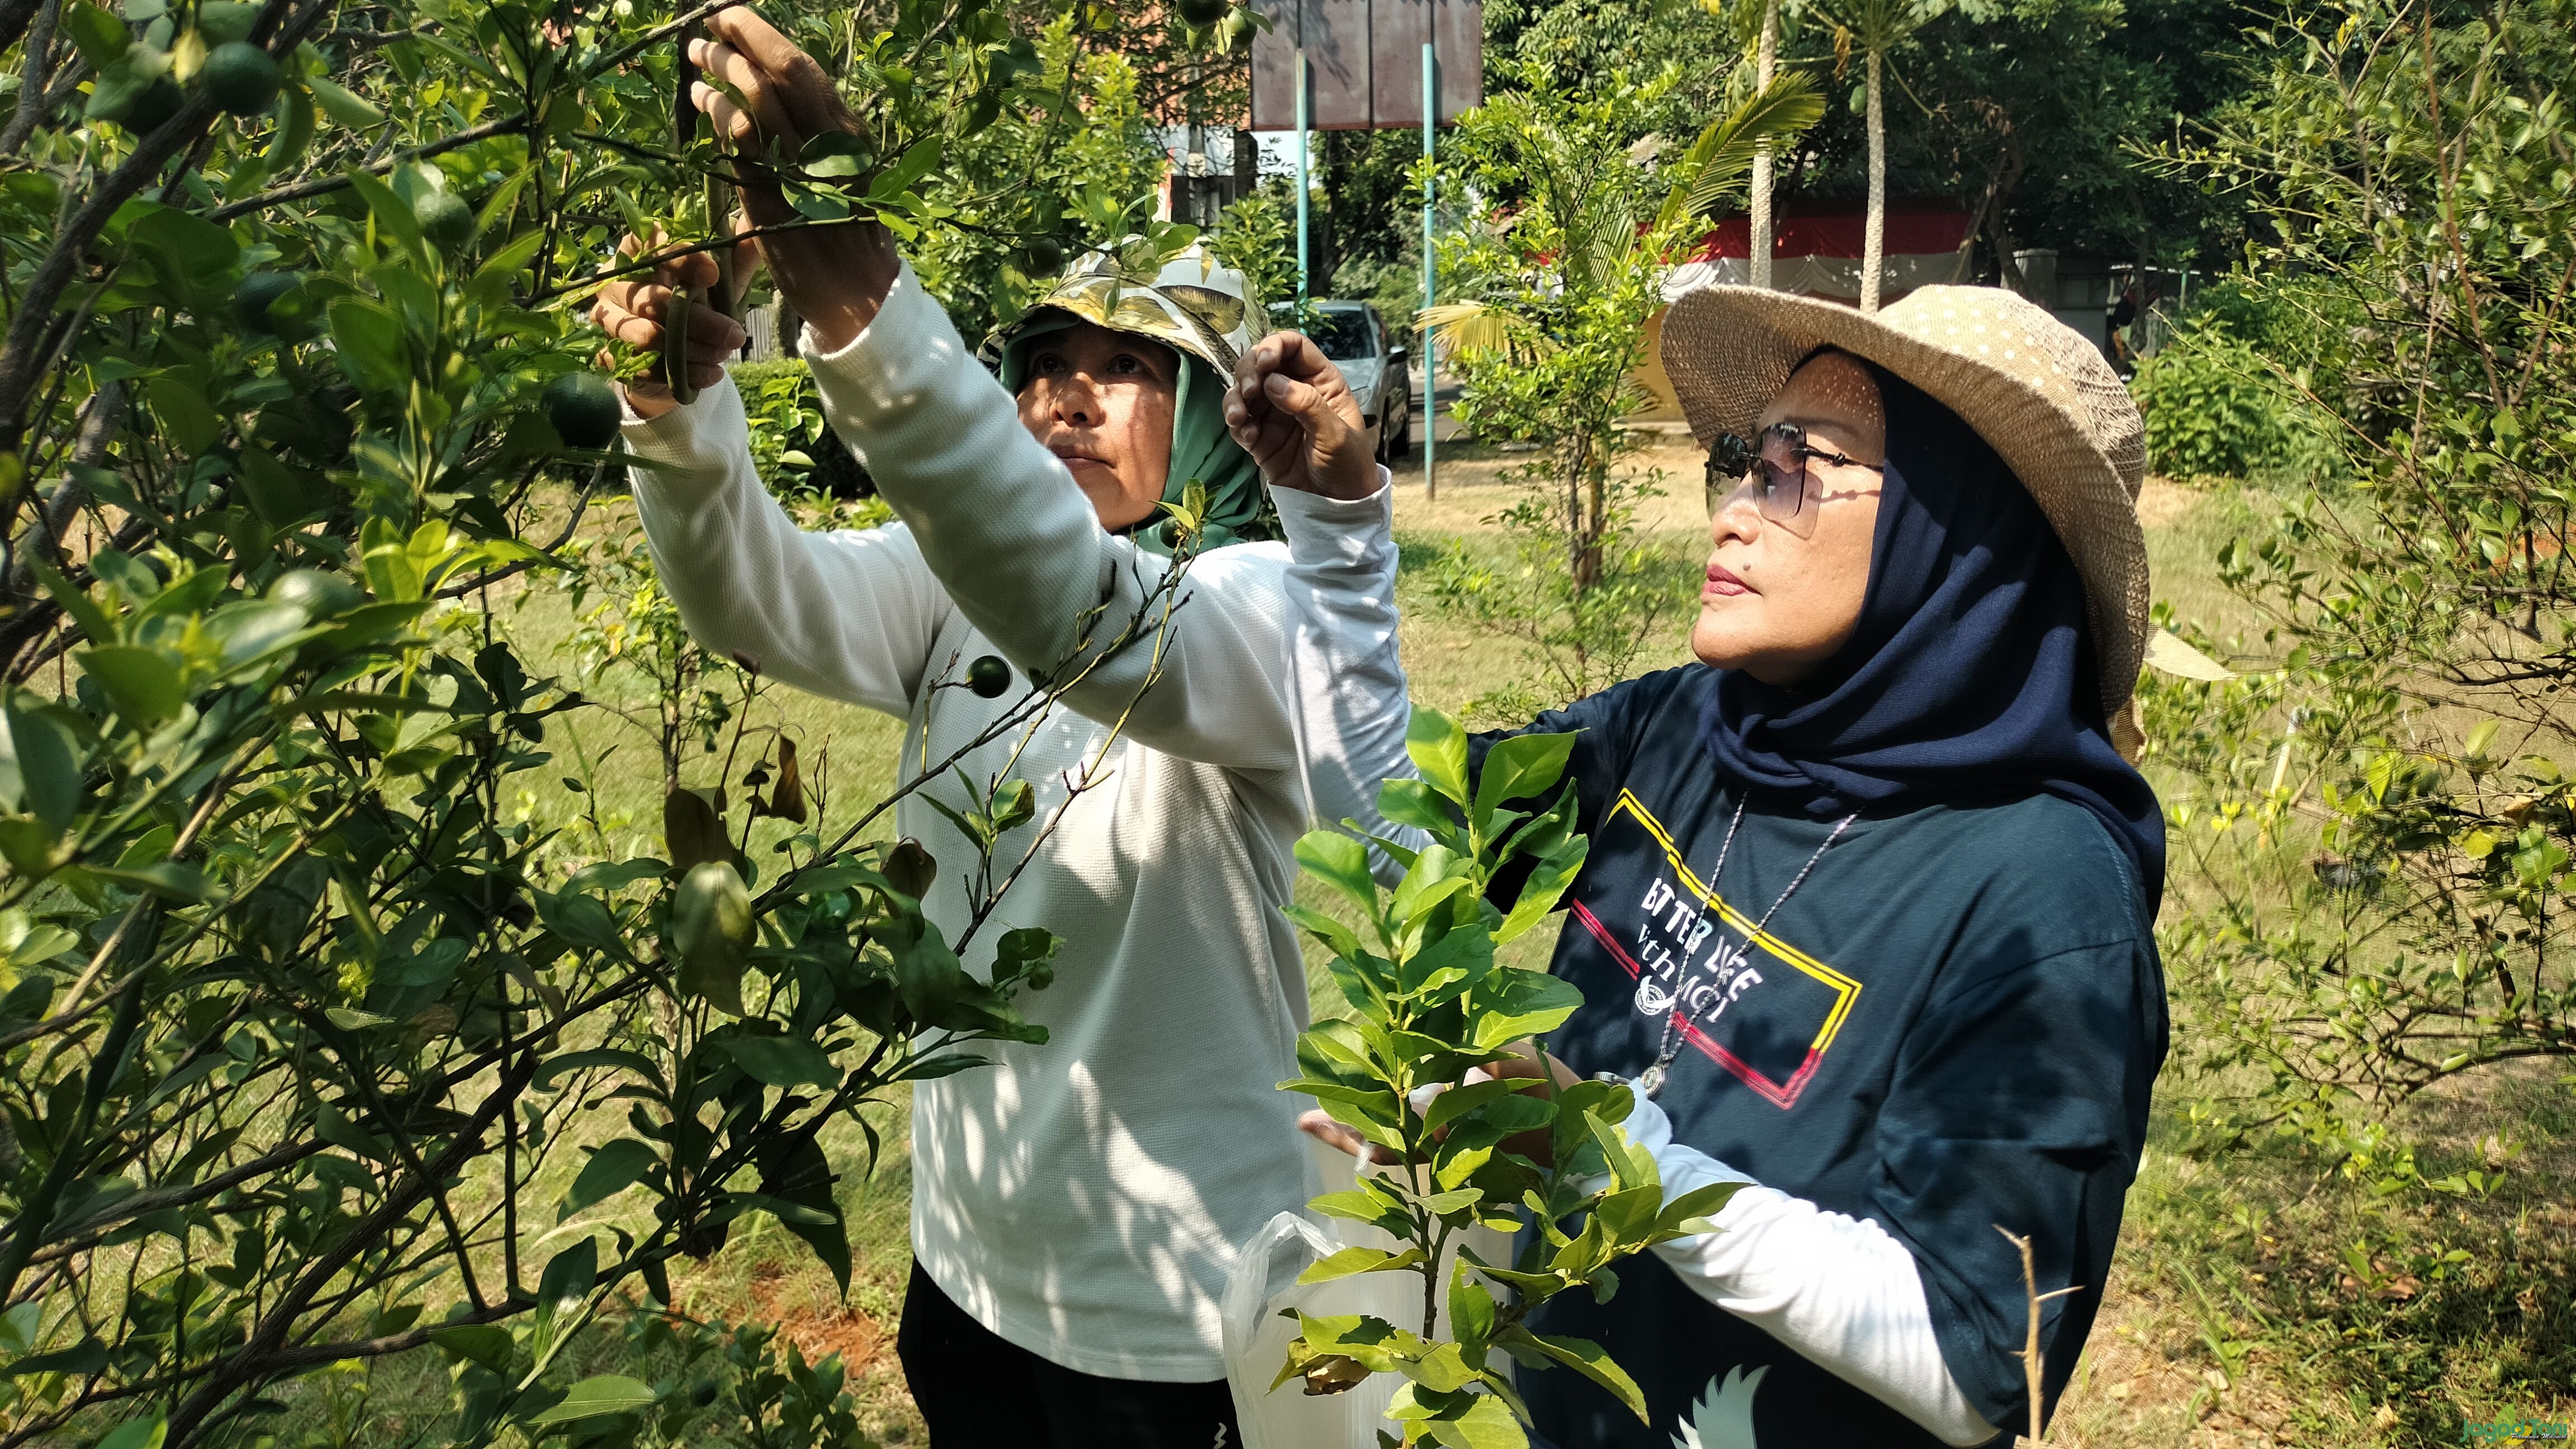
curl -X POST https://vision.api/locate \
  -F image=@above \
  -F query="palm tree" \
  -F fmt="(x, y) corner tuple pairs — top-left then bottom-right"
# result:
(1423, 71), (1824, 591)
(1749, 0), (1783, 291)
(1819, 0), (1947, 311)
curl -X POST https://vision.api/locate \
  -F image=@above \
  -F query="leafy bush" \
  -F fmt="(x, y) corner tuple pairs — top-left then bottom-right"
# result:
(2142, 0), (2575, 1185)
(2130, 328), (2303, 480)
(0, 0), (1220, 1442)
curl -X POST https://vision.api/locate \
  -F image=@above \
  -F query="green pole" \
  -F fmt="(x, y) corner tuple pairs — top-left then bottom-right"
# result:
(1421, 40), (1436, 500)
(1294, 48), (1310, 302)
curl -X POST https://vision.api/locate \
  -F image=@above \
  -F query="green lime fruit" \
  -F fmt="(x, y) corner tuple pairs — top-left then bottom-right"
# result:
(124, 78), (187, 134)
(1176, 0), (1230, 26)
(234, 270), (302, 334)
(1025, 235), (1064, 274)
(268, 569), (366, 617)
(1216, 8), (1253, 49)
(967, 655), (1012, 698)
(413, 190), (474, 252)
(542, 372), (623, 450)
(200, 42), (281, 116)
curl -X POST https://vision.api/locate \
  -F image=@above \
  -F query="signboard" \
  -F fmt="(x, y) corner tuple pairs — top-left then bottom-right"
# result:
(1249, 0), (1483, 130)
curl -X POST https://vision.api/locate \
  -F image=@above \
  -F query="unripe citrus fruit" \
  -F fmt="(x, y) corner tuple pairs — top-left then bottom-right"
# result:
(1176, 0), (1230, 26)
(542, 372), (622, 450)
(200, 42), (281, 116)
(413, 190), (474, 252)
(268, 569), (366, 617)
(967, 655), (1012, 698)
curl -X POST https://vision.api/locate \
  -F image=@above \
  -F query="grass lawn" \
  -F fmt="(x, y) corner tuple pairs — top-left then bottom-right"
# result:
(269, 443), (2569, 1448)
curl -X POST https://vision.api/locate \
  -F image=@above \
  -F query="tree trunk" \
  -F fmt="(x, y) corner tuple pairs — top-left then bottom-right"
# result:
(1862, 49), (1885, 313)
(1748, 0), (1781, 291)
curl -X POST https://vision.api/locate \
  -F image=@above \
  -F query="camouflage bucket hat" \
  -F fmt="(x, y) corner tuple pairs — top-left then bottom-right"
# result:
(979, 240), (1257, 380)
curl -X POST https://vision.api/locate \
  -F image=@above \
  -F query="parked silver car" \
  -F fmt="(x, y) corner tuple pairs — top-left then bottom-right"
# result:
(1272, 300), (1413, 462)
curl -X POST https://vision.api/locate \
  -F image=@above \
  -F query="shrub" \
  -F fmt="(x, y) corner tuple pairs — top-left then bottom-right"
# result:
(2130, 329), (2300, 480)
(2141, 0), (2575, 1185)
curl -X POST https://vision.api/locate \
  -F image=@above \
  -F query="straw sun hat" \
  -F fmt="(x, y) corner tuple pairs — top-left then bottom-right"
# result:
(1660, 283), (2164, 738)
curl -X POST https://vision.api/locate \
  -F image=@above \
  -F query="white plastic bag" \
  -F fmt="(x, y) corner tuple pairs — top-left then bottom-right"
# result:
(1221, 1144), (1516, 1449)
(1220, 1210), (1407, 1449)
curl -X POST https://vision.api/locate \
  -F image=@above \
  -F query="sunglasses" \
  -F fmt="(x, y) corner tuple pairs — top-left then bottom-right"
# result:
(1704, 422), (1887, 524)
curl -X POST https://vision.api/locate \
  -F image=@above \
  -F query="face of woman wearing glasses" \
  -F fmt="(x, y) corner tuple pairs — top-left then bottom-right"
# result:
(1693, 349), (1888, 686)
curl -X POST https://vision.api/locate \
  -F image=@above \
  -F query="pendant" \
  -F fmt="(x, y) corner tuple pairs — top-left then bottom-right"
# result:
(1639, 1060), (1669, 1098)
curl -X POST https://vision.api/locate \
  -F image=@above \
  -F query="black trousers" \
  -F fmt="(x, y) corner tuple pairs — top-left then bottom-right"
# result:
(895, 1262), (1243, 1449)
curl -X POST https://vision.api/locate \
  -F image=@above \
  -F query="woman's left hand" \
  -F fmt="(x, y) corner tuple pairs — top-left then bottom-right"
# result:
(1227, 330), (1379, 501)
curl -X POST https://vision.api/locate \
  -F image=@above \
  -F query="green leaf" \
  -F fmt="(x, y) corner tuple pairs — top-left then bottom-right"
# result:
(82, 860), (212, 902)
(1472, 731), (1576, 826)
(1497, 837), (1589, 944)
(1378, 777), (1459, 833)
(78, 645), (183, 725)
(533, 1235), (598, 1349)
(522, 1374), (656, 1425)
(1309, 1188), (1409, 1231)
(533, 1048), (663, 1094)
(1297, 1245), (1424, 1285)
(1281, 903), (1363, 958)
(662, 786), (733, 873)
(1468, 967), (1584, 1049)
(92, 1413), (167, 1449)
(326, 297), (409, 394)
(1295, 829), (1379, 913)
(1422, 1077), (1523, 1131)
(869, 135), (945, 201)
(1408, 707), (1472, 806)
(307, 76), (385, 129)
(2, 700), (82, 830)
(428, 1324), (512, 1371)
(1449, 1262), (1497, 1348)
(1584, 1110), (1658, 1194)
(1656, 1180), (1747, 1236)
(563, 1139), (656, 1214)
(144, 375), (224, 454)
(1497, 1328), (1646, 1421)
(61, 2), (130, 69)
(670, 860), (752, 1014)
(756, 1129), (849, 1292)
(534, 889), (624, 955)
(4, 1337), (106, 1377)
(720, 1033), (839, 1087)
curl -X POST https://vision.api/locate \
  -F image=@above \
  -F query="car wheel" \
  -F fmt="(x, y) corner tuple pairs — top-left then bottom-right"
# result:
(1388, 399), (1412, 459)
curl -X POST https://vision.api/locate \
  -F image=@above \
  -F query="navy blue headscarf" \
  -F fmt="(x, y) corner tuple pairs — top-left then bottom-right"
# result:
(1697, 363), (2166, 902)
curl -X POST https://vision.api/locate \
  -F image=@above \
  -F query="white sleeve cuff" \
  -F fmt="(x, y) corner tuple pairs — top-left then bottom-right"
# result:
(1608, 1081), (1998, 1446)
(618, 372), (750, 487)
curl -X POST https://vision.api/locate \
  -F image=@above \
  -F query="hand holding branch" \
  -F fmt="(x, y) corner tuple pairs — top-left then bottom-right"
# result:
(1226, 330), (1381, 502)
(591, 229), (751, 420)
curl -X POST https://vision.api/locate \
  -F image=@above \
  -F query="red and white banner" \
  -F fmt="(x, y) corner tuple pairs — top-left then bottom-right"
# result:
(1668, 205), (1976, 306)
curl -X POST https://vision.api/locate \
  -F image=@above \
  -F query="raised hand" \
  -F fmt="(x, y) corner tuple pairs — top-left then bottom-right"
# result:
(590, 230), (751, 420)
(1224, 330), (1380, 501)
(688, 5), (898, 352)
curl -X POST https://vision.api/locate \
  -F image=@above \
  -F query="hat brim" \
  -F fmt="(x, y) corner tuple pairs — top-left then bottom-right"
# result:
(1660, 285), (2151, 723)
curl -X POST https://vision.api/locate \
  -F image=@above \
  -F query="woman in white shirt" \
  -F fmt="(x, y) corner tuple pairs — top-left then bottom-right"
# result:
(587, 11), (1412, 1443)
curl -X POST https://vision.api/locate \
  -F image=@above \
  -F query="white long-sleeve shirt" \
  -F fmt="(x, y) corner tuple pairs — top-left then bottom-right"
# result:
(621, 262), (1404, 1381)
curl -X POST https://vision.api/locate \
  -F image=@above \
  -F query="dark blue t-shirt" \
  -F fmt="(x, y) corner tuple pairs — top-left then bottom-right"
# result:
(1475, 666), (2167, 1448)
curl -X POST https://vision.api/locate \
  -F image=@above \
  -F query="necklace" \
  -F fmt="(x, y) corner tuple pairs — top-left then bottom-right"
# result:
(1636, 799), (1855, 1099)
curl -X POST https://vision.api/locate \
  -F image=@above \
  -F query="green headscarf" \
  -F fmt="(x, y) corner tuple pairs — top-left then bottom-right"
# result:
(998, 313), (1268, 555)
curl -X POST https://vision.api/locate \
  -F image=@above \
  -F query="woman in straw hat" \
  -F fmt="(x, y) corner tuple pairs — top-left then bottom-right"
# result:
(590, 11), (1414, 1443)
(1295, 282), (2168, 1447)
